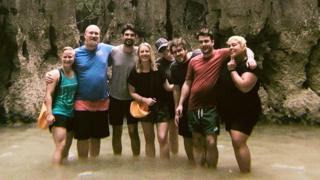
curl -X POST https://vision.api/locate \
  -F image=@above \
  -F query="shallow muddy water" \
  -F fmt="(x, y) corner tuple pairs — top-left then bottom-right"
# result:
(0, 124), (319, 180)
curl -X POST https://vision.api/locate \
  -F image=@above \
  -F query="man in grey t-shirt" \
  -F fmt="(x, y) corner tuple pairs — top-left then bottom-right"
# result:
(108, 23), (140, 156)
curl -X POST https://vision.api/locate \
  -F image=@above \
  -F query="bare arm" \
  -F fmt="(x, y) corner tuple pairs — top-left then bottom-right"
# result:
(173, 85), (182, 127)
(45, 71), (54, 84)
(128, 83), (156, 106)
(230, 71), (258, 93)
(227, 58), (258, 93)
(175, 80), (191, 117)
(178, 80), (191, 106)
(163, 79), (174, 92)
(44, 70), (59, 124)
(173, 85), (181, 109)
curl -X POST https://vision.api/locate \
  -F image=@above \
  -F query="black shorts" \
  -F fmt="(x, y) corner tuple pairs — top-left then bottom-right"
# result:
(178, 109), (192, 138)
(49, 114), (74, 132)
(219, 107), (259, 136)
(109, 96), (138, 126)
(74, 110), (109, 140)
(139, 105), (170, 124)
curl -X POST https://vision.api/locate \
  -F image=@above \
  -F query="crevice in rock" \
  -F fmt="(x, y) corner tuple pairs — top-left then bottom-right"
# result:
(107, 0), (115, 13)
(130, 0), (138, 7)
(22, 40), (29, 60)
(43, 25), (58, 60)
(0, 11), (17, 123)
(37, 0), (46, 14)
(0, 105), (6, 124)
(304, 39), (320, 91)
(10, 8), (17, 15)
(0, 5), (9, 15)
(75, 1), (100, 34)
(165, 0), (172, 39)
(183, 0), (207, 30)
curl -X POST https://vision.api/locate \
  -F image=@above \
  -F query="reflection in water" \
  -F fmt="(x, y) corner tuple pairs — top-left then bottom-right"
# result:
(0, 124), (319, 179)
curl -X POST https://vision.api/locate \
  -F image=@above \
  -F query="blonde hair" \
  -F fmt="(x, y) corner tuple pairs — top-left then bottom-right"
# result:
(135, 42), (158, 73)
(227, 35), (247, 48)
(61, 46), (75, 56)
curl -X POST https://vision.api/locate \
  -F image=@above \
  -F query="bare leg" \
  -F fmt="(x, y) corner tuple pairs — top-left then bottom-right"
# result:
(206, 134), (218, 168)
(192, 133), (206, 167)
(77, 139), (89, 159)
(112, 125), (123, 155)
(156, 122), (170, 159)
(128, 123), (140, 156)
(168, 120), (179, 154)
(230, 130), (251, 173)
(89, 138), (101, 158)
(62, 131), (73, 159)
(52, 127), (67, 165)
(141, 122), (155, 157)
(183, 137), (194, 161)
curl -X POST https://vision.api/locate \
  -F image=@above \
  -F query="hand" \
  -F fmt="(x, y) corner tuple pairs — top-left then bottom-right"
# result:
(46, 114), (55, 125)
(174, 114), (180, 127)
(143, 97), (157, 106)
(227, 58), (237, 71)
(246, 58), (257, 69)
(45, 72), (54, 84)
(175, 104), (183, 118)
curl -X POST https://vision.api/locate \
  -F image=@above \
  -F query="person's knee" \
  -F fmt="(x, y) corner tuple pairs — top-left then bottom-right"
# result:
(157, 135), (168, 145)
(231, 137), (246, 149)
(206, 135), (217, 148)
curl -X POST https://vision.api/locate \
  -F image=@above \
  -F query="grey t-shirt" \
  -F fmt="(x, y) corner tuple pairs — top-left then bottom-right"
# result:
(109, 44), (137, 100)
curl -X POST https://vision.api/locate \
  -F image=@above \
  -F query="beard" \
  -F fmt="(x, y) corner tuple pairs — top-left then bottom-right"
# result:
(124, 39), (134, 46)
(201, 45), (213, 55)
(86, 39), (99, 47)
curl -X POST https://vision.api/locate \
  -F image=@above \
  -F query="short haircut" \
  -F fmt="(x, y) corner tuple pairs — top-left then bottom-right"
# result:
(63, 46), (73, 51)
(196, 27), (214, 40)
(226, 35), (247, 47)
(169, 38), (189, 53)
(121, 23), (136, 35)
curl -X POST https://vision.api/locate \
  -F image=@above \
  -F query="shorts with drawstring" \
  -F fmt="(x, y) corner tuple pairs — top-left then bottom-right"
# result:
(188, 107), (220, 135)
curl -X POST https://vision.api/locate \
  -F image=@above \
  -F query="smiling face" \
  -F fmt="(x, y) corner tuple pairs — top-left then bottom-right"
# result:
(138, 44), (151, 63)
(171, 45), (187, 63)
(61, 49), (75, 68)
(198, 35), (214, 56)
(84, 25), (100, 49)
(122, 29), (136, 47)
(227, 40), (246, 57)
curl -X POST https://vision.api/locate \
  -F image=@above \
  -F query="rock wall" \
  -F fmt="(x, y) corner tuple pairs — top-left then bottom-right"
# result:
(0, 0), (79, 123)
(0, 0), (319, 124)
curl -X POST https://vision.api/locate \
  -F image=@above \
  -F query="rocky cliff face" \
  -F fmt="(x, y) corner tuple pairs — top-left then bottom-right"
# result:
(0, 0), (319, 124)
(0, 0), (79, 122)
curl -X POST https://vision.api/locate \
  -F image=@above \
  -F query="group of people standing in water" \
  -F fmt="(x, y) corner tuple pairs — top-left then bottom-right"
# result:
(44, 23), (261, 173)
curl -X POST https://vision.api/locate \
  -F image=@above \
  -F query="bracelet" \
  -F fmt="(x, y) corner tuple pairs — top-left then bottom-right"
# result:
(229, 69), (236, 72)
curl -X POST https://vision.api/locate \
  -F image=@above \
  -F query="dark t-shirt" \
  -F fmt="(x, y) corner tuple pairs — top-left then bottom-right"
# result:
(127, 68), (166, 106)
(157, 57), (174, 110)
(170, 51), (201, 87)
(216, 59), (261, 112)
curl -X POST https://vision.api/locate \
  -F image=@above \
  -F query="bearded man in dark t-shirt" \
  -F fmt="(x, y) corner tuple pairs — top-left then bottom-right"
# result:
(169, 37), (201, 161)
